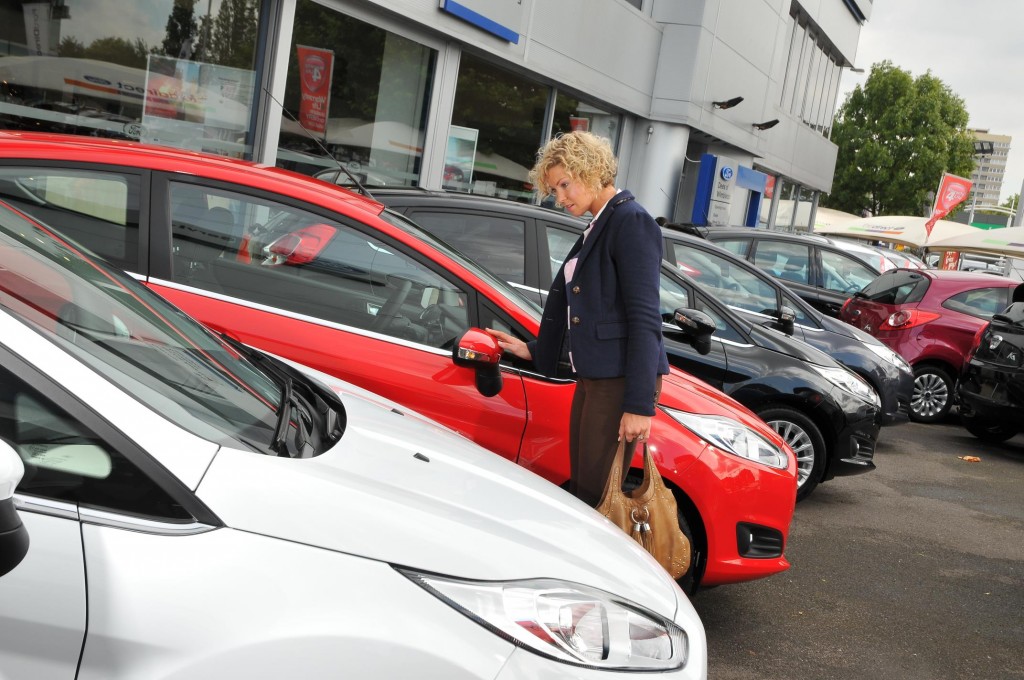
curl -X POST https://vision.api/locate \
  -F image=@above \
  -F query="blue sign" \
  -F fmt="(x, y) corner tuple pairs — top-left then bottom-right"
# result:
(720, 166), (734, 181)
(440, 0), (521, 44)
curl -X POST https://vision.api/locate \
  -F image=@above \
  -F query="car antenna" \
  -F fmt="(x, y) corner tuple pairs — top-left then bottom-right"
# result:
(262, 86), (377, 202)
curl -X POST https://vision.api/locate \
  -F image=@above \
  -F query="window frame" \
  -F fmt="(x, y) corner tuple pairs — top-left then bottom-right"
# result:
(0, 343), (218, 526)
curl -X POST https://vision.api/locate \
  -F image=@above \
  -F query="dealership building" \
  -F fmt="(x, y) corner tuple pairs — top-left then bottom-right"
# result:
(0, 0), (869, 229)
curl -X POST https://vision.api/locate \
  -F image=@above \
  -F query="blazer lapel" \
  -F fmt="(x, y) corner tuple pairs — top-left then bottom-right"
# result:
(573, 190), (634, 274)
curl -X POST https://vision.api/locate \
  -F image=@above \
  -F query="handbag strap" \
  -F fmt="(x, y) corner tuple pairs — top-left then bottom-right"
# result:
(606, 438), (627, 489)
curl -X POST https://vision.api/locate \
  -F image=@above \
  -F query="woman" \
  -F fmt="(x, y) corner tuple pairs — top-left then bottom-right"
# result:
(488, 131), (669, 507)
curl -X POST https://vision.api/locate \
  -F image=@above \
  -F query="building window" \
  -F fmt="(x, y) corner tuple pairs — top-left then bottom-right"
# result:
(448, 52), (549, 201)
(275, 0), (436, 187)
(0, 0), (262, 159)
(552, 90), (621, 150)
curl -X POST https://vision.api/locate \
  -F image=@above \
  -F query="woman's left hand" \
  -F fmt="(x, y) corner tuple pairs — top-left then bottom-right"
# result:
(619, 412), (652, 443)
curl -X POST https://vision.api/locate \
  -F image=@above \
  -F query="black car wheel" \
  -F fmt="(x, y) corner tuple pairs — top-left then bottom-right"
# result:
(961, 412), (1018, 443)
(759, 406), (825, 502)
(910, 365), (953, 423)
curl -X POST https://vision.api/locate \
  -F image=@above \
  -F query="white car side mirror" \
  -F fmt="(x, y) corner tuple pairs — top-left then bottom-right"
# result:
(0, 440), (29, 577)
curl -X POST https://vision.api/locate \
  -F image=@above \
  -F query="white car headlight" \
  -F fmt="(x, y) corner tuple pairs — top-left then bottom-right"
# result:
(398, 571), (688, 671)
(662, 407), (788, 470)
(809, 363), (881, 407)
(864, 340), (912, 374)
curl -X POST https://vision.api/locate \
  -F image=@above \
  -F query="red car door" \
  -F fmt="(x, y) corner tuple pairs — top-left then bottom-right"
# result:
(150, 179), (530, 462)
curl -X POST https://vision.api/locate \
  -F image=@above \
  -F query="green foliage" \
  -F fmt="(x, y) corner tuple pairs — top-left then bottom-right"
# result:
(823, 61), (975, 216)
(58, 36), (149, 68)
(162, 0), (198, 58)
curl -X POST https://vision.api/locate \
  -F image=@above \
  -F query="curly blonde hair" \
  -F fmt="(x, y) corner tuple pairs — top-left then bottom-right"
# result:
(529, 131), (618, 198)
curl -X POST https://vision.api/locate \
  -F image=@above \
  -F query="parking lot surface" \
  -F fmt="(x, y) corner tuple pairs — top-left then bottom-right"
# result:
(693, 417), (1024, 680)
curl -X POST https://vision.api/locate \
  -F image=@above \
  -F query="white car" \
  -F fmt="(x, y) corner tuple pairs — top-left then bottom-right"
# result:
(0, 202), (706, 679)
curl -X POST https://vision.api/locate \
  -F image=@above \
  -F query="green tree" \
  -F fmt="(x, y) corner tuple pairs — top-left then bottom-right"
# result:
(77, 36), (150, 68)
(823, 61), (975, 216)
(161, 0), (199, 58)
(208, 0), (258, 68)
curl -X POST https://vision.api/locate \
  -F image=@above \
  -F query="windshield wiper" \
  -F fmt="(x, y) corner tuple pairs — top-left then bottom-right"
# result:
(271, 374), (295, 456)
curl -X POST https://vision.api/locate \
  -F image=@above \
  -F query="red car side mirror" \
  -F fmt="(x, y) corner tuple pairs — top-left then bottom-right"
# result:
(452, 328), (504, 397)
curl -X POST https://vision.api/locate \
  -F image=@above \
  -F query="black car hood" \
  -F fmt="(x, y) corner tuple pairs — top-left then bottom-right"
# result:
(749, 324), (834, 366)
(818, 312), (865, 341)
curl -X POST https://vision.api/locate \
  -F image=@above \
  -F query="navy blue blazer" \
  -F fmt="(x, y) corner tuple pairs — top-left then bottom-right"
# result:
(528, 190), (670, 416)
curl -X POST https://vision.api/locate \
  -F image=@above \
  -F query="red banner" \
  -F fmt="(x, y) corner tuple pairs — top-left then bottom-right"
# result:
(924, 173), (972, 237)
(296, 45), (334, 137)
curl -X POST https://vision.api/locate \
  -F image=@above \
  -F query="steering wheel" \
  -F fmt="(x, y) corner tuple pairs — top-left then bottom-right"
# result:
(371, 275), (413, 332)
(418, 302), (467, 348)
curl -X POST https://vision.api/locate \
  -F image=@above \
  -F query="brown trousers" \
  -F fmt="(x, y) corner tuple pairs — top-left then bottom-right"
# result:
(568, 375), (663, 507)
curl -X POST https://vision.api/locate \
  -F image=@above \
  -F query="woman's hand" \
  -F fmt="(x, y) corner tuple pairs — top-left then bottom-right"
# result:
(486, 328), (532, 361)
(619, 412), (652, 443)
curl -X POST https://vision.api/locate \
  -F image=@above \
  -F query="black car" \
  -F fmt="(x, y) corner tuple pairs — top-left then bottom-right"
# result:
(958, 284), (1024, 442)
(376, 189), (880, 500)
(699, 227), (886, 318)
(660, 227), (914, 426)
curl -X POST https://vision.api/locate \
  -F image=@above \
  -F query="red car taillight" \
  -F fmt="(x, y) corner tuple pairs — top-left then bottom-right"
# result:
(964, 324), (988, 370)
(267, 224), (338, 265)
(880, 309), (940, 330)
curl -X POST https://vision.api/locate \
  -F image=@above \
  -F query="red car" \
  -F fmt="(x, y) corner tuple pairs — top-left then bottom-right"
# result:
(0, 132), (796, 592)
(841, 269), (1018, 423)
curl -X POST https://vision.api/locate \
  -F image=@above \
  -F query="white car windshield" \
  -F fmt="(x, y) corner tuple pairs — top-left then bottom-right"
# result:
(0, 202), (342, 457)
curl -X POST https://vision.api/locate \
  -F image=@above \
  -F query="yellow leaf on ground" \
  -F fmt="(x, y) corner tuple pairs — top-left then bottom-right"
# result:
(958, 455), (982, 462)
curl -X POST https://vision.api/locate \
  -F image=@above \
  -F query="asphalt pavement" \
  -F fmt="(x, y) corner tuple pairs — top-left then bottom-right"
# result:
(692, 414), (1024, 680)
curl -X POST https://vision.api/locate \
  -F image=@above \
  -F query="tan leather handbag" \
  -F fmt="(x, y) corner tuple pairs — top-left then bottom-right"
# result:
(595, 440), (691, 579)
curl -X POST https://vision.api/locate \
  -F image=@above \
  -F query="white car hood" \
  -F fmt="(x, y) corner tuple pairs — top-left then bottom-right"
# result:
(196, 383), (683, 619)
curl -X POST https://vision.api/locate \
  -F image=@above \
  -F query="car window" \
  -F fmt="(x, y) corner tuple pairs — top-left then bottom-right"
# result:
(669, 242), (779, 317)
(0, 166), (141, 272)
(658, 271), (691, 320)
(542, 225), (582, 287)
(943, 287), (1011, 319)
(820, 249), (877, 295)
(782, 293), (813, 325)
(859, 270), (928, 305)
(0, 364), (191, 520)
(403, 209), (526, 287)
(711, 238), (751, 258)
(752, 240), (810, 285)
(693, 293), (745, 344)
(169, 182), (469, 349)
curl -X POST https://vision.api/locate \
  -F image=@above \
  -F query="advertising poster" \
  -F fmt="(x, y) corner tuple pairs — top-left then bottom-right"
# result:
(142, 55), (254, 156)
(296, 45), (334, 138)
(568, 116), (590, 132)
(925, 172), (973, 236)
(940, 251), (962, 271)
(444, 125), (478, 191)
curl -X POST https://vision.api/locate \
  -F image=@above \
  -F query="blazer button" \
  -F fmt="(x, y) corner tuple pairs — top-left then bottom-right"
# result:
(571, 316), (581, 325)
(572, 285), (581, 294)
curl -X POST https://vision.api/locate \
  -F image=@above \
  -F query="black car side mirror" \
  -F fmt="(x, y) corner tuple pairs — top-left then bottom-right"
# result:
(0, 440), (29, 578)
(670, 308), (716, 355)
(452, 328), (504, 397)
(775, 306), (796, 336)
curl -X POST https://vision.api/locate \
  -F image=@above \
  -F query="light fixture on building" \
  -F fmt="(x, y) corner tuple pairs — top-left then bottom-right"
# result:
(752, 119), (780, 131)
(712, 96), (744, 110)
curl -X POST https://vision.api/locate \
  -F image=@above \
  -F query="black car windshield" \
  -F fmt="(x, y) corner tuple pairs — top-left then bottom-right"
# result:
(380, 208), (543, 320)
(0, 201), (341, 457)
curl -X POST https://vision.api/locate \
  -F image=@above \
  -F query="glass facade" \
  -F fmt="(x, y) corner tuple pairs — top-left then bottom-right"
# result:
(448, 53), (547, 201)
(779, 8), (842, 137)
(0, 0), (262, 158)
(275, 0), (435, 187)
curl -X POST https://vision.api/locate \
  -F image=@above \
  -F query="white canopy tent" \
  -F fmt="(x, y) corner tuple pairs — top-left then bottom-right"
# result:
(814, 214), (979, 249)
(925, 227), (1024, 259)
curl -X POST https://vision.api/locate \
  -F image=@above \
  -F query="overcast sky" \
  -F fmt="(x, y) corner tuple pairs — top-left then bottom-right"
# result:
(836, 0), (1024, 206)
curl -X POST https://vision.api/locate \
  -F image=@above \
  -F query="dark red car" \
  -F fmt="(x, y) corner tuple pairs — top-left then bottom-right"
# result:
(841, 269), (1018, 423)
(0, 132), (797, 593)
